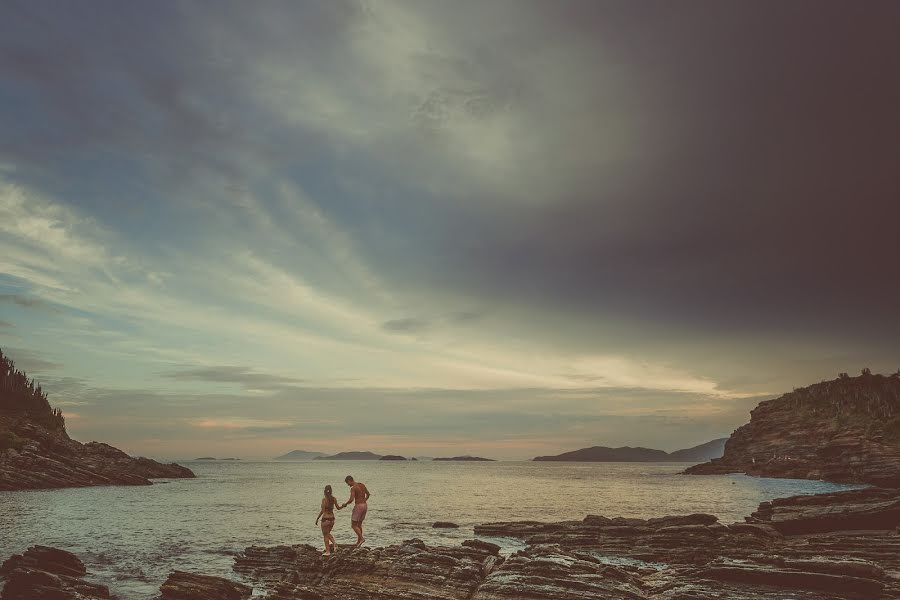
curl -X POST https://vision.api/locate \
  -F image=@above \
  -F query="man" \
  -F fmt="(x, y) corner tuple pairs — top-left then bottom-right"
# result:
(340, 475), (370, 548)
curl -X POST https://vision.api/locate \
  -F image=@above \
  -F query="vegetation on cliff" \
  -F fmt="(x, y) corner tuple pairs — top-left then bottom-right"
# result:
(0, 347), (194, 490)
(686, 370), (900, 486)
(0, 348), (65, 438)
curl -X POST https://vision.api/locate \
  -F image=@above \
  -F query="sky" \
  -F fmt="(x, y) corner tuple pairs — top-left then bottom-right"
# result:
(1, 1), (899, 460)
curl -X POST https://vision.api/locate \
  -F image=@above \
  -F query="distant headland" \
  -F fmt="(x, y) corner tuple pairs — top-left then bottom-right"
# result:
(533, 438), (727, 462)
(273, 450), (327, 461)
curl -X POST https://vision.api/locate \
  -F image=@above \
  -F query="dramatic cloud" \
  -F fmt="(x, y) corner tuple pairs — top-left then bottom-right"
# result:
(1, 1), (898, 458)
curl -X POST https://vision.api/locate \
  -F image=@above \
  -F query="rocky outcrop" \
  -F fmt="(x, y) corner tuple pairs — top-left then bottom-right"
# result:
(156, 571), (252, 600)
(0, 417), (194, 491)
(0, 546), (112, 600)
(379, 454), (408, 461)
(686, 372), (900, 486)
(0, 349), (193, 491)
(5, 489), (898, 599)
(748, 487), (900, 534)
(234, 539), (504, 599)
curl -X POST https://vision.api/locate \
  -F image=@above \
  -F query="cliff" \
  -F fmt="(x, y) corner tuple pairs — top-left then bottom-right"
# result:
(0, 348), (194, 491)
(686, 371), (900, 486)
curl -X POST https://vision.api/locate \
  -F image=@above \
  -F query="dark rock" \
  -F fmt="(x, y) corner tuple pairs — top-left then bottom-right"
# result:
(462, 540), (501, 555)
(0, 546), (111, 600)
(0, 421), (194, 491)
(473, 545), (647, 599)
(156, 571), (252, 600)
(433, 521), (460, 528)
(748, 487), (900, 534)
(234, 541), (502, 599)
(685, 373), (900, 486)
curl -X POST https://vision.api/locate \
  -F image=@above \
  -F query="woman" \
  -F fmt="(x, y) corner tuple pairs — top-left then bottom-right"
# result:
(315, 484), (340, 556)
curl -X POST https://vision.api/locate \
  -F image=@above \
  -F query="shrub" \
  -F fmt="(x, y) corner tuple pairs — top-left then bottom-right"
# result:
(0, 429), (26, 451)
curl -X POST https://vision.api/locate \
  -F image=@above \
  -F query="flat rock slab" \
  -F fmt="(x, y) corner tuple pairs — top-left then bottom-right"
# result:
(156, 571), (252, 600)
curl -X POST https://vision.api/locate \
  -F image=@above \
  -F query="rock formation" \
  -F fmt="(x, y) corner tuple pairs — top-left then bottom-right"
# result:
(0, 349), (194, 491)
(156, 571), (251, 600)
(4, 488), (898, 598)
(0, 546), (112, 600)
(686, 372), (900, 486)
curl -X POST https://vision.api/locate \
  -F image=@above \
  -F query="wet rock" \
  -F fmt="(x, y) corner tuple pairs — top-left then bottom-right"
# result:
(433, 521), (460, 528)
(0, 546), (111, 600)
(473, 545), (647, 599)
(156, 571), (252, 600)
(694, 557), (884, 598)
(235, 540), (502, 599)
(749, 487), (900, 534)
(462, 539), (501, 555)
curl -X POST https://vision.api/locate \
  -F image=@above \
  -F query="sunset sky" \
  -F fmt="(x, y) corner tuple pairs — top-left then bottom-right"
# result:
(1, 1), (898, 460)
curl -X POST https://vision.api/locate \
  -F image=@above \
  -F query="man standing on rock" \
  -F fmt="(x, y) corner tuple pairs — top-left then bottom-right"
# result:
(340, 475), (370, 548)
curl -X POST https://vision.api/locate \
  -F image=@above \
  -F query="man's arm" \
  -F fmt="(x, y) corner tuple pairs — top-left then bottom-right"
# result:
(363, 484), (370, 501)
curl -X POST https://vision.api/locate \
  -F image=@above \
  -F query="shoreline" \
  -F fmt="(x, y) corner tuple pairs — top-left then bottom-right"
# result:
(3, 486), (898, 600)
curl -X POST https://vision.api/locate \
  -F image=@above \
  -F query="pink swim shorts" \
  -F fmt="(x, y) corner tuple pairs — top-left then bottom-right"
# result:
(351, 502), (368, 523)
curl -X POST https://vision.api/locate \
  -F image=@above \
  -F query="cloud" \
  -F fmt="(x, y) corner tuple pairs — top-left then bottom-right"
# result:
(164, 366), (306, 392)
(0, 294), (59, 312)
(2, 1), (898, 458)
(1, 347), (61, 373)
(381, 317), (430, 334)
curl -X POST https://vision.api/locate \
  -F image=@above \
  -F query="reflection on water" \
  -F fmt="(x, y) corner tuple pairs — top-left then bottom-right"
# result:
(0, 461), (863, 598)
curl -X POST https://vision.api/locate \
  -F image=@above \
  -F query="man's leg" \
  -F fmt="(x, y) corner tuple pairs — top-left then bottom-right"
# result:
(351, 521), (361, 545)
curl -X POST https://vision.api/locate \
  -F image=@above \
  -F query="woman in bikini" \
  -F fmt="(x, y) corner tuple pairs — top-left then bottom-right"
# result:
(315, 484), (341, 556)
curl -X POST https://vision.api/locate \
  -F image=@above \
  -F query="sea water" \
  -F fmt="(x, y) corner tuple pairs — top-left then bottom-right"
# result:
(0, 460), (863, 598)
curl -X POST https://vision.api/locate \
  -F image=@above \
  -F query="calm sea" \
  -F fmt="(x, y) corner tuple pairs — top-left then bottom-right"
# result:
(0, 460), (863, 598)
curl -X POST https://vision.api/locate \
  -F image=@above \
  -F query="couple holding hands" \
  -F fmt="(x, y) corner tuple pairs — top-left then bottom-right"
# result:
(315, 475), (370, 555)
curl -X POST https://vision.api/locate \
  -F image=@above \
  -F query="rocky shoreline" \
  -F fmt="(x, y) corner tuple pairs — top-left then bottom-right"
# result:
(0, 417), (194, 491)
(3, 486), (898, 599)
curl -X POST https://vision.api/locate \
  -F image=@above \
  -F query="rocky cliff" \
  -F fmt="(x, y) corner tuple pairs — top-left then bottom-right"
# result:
(0, 349), (193, 491)
(685, 371), (900, 486)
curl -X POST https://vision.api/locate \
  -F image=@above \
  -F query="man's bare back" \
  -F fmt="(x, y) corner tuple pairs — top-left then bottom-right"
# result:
(349, 482), (369, 505)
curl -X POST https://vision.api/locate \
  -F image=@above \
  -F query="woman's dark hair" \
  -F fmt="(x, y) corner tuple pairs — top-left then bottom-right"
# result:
(324, 485), (335, 509)
(324, 485), (333, 497)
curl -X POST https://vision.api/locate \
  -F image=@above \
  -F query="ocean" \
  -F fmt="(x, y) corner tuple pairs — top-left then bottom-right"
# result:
(0, 460), (864, 598)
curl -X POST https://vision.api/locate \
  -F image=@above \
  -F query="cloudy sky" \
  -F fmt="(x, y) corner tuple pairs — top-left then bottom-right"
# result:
(1, 1), (898, 460)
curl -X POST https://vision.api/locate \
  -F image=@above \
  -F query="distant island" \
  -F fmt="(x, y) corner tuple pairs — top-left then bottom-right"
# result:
(194, 457), (240, 461)
(687, 370), (900, 486)
(533, 438), (727, 462)
(433, 455), (494, 461)
(0, 348), (194, 491)
(314, 451), (382, 460)
(273, 450), (326, 461)
(379, 455), (407, 461)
